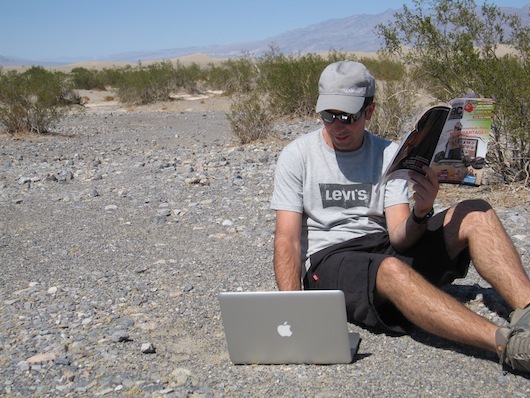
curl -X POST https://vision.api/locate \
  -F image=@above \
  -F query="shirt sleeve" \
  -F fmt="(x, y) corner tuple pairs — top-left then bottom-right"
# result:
(270, 142), (305, 213)
(382, 141), (410, 208)
(384, 177), (409, 209)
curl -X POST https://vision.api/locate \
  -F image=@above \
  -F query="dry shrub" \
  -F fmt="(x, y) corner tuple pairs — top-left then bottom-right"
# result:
(227, 92), (274, 144)
(367, 75), (422, 142)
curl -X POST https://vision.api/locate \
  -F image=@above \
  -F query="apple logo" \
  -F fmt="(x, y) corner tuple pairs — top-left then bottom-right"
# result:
(277, 321), (293, 337)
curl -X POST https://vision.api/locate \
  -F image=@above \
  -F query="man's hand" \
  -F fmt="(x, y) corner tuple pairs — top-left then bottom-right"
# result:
(386, 166), (439, 252)
(408, 166), (439, 217)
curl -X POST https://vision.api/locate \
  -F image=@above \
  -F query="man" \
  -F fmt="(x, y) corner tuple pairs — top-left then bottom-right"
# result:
(270, 60), (530, 373)
(445, 121), (464, 160)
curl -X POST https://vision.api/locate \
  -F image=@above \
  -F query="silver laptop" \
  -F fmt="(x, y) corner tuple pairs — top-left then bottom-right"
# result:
(219, 290), (360, 364)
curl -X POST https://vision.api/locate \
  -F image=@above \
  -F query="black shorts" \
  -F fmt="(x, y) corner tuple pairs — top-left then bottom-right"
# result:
(302, 210), (470, 333)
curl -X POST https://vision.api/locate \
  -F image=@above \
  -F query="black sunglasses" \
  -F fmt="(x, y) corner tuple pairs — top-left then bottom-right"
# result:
(320, 109), (365, 125)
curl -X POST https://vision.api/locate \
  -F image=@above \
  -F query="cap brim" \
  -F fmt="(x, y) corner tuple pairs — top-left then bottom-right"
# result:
(316, 95), (365, 114)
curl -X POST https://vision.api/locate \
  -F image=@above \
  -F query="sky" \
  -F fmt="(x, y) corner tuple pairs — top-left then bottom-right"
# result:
(1, 0), (529, 61)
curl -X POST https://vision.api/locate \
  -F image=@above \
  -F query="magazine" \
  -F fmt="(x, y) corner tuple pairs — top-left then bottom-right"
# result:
(383, 97), (496, 186)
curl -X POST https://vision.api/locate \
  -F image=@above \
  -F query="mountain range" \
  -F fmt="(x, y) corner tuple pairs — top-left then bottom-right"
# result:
(1, 4), (529, 67)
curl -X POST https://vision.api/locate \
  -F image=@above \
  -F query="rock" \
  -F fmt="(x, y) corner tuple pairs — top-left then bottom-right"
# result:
(104, 204), (118, 213)
(141, 342), (156, 354)
(110, 331), (131, 343)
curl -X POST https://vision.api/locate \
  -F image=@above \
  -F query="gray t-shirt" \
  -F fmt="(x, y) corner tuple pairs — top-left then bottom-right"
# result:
(271, 128), (409, 269)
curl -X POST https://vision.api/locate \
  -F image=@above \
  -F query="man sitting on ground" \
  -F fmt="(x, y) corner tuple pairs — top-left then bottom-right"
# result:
(270, 60), (530, 373)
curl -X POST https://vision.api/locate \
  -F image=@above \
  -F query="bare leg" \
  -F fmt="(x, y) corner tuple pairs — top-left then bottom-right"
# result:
(376, 257), (498, 352)
(443, 199), (530, 310)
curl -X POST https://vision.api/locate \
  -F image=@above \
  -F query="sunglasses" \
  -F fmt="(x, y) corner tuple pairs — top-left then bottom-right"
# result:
(320, 109), (365, 125)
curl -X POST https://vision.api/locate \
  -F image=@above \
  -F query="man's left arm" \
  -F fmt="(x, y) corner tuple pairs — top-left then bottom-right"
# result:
(385, 166), (439, 252)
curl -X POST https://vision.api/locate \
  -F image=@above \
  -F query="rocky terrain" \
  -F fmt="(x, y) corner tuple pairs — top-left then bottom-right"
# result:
(1, 93), (529, 397)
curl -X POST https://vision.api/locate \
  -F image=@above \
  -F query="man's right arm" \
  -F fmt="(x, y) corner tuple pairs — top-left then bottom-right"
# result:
(273, 210), (303, 291)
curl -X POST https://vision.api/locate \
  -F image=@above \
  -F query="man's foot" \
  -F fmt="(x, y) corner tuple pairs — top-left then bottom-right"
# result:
(511, 306), (530, 327)
(499, 306), (530, 373)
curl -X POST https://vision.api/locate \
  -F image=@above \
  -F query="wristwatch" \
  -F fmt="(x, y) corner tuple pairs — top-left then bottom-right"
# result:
(411, 207), (434, 224)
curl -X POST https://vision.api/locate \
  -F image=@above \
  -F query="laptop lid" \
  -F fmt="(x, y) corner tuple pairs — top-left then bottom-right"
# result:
(219, 290), (360, 364)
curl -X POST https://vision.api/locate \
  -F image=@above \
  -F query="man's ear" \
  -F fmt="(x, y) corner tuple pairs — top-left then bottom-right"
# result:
(364, 103), (376, 121)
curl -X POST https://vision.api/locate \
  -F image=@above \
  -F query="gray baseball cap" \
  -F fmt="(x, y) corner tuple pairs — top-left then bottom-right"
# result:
(316, 61), (375, 114)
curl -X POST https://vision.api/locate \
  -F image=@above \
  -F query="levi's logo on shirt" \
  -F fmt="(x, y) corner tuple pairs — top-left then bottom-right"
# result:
(319, 183), (371, 208)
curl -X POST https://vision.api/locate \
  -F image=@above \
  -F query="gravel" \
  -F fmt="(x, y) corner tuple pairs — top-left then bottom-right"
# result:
(1, 106), (529, 397)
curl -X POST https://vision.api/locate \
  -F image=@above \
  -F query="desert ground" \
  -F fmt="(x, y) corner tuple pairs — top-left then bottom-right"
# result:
(1, 87), (530, 397)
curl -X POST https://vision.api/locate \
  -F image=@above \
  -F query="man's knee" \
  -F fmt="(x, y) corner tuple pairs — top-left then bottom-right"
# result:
(455, 199), (493, 214)
(445, 199), (495, 231)
(376, 257), (415, 301)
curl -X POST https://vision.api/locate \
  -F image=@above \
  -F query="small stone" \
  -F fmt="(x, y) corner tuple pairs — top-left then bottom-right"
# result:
(170, 368), (191, 387)
(26, 352), (56, 364)
(152, 215), (166, 224)
(95, 387), (114, 396)
(157, 208), (172, 217)
(141, 342), (156, 354)
(110, 331), (131, 343)
(105, 205), (118, 214)
(17, 361), (30, 371)
(18, 177), (31, 185)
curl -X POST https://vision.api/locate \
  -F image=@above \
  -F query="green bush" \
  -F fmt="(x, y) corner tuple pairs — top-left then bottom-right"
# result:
(223, 49), (418, 143)
(70, 67), (106, 90)
(99, 66), (130, 88)
(0, 66), (77, 134)
(257, 48), (328, 117)
(377, 0), (530, 185)
(206, 57), (259, 95)
(114, 61), (177, 105)
(359, 56), (406, 82)
(173, 61), (204, 94)
(112, 61), (211, 105)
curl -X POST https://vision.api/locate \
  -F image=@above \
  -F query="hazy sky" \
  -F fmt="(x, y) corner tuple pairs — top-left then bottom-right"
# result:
(1, 0), (528, 60)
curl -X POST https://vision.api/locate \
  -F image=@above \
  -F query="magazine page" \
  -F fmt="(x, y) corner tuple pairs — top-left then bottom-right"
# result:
(430, 98), (495, 186)
(384, 105), (451, 181)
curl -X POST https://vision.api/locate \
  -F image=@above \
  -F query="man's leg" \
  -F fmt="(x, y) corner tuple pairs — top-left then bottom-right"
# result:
(376, 199), (530, 371)
(442, 199), (530, 309)
(375, 257), (498, 352)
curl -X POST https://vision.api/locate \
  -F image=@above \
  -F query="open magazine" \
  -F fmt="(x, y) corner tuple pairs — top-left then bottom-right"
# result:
(383, 97), (496, 186)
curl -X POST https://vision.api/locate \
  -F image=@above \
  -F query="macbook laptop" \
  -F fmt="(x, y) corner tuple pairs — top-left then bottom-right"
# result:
(218, 290), (360, 364)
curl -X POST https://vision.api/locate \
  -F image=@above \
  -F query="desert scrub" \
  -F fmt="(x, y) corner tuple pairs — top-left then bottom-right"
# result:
(206, 57), (259, 95)
(114, 61), (177, 105)
(113, 61), (206, 105)
(227, 92), (274, 144)
(377, 0), (530, 185)
(70, 67), (106, 90)
(0, 66), (78, 134)
(257, 49), (328, 118)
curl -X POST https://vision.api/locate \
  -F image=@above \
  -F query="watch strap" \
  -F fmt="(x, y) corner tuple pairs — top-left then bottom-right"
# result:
(411, 207), (434, 224)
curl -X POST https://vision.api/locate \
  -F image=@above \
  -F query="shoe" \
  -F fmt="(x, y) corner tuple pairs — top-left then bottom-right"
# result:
(500, 307), (530, 373)
(511, 307), (530, 327)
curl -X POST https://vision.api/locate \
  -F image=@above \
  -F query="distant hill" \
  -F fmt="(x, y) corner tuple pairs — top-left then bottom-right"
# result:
(1, 5), (529, 67)
(0, 54), (64, 67)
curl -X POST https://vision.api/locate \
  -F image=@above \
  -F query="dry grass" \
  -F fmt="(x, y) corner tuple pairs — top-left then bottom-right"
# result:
(436, 182), (530, 208)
